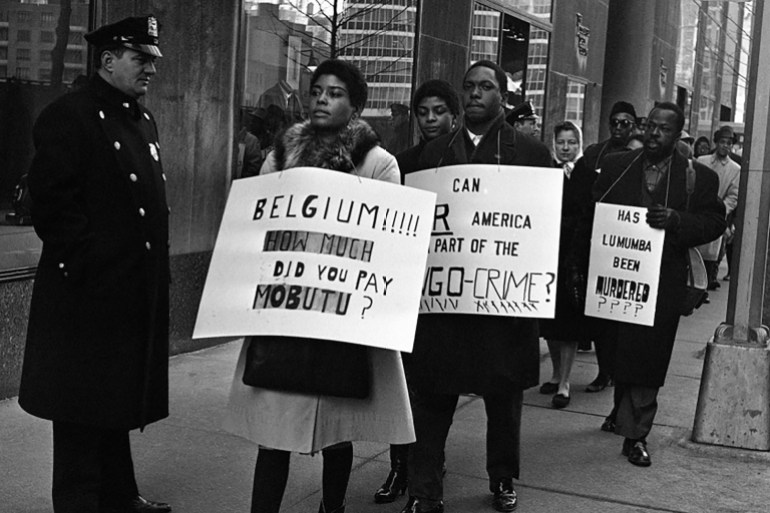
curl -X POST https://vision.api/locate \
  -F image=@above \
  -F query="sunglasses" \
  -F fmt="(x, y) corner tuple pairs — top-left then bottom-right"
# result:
(610, 118), (635, 128)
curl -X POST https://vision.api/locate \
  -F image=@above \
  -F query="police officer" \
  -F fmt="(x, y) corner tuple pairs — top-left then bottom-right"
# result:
(18, 15), (171, 513)
(506, 100), (540, 137)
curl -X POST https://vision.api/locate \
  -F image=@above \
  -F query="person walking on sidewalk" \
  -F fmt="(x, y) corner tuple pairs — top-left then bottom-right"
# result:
(18, 16), (171, 513)
(571, 102), (725, 467)
(539, 121), (596, 409)
(575, 100), (638, 394)
(222, 59), (414, 513)
(372, 79), (461, 505)
(400, 60), (552, 513)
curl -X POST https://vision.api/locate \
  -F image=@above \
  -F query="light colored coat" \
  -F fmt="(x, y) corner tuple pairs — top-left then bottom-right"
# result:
(222, 120), (414, 453)
(695, 154), (740, 260)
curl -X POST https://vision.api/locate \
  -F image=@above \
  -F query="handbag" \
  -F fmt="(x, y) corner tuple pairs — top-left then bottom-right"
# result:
(242, 336), (371, 399)
(681, 247), (708, 316)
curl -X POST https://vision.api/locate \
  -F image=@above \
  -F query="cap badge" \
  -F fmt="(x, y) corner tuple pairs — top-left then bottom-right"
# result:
(147, 17), (158, 38)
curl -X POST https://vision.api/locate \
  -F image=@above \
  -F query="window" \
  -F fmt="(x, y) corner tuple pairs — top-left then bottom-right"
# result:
(564, 79), (585, 127)
(1, 0), (94, 278)
(236, 0), (417, 174)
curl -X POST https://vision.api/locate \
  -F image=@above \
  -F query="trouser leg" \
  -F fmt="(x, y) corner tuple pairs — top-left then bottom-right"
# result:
(408, 389), (458, 503)
(52, 422), (101, 513)
(484, 388), (523, 485)
(251, 448), (290, 513)
(321, 442), (353, 511)
(613, 383), (660, 440)
(594, 323), (617, 380)
(98, 430), (139, 507)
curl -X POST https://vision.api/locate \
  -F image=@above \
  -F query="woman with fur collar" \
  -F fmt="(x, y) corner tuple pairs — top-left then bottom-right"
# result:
(223, 59), (412, 513)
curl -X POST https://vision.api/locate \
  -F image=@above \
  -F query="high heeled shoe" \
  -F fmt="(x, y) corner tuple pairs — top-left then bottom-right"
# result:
(374, 467), (408, 503)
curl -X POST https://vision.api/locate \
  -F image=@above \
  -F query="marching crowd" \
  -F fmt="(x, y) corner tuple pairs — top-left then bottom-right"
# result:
(16, 15), (734, 513)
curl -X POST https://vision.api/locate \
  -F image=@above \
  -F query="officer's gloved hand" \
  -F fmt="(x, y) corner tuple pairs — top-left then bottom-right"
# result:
(565, 267), (586, 312)
(646, 204), (680, 230)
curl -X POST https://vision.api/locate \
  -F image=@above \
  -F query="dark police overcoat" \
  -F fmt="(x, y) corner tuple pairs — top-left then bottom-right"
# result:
(19, 74), (170, 430)
(403, 114), (553, 394)
(576, 148), (725, 387)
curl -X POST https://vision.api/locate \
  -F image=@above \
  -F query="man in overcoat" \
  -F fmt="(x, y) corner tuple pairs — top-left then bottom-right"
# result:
(400, 61), (552, 513)
(572, 102), (725, 466)
(574, 100), (638, 396)
(18, 15), (171, 513)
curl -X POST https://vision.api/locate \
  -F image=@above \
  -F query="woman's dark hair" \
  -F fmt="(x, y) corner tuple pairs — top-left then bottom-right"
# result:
(311, 59), (368, 111)
(553, 121), (580, 140)
(411, 79), (460, 116)
(465, 60), (508, 94)
(694, 136), (710, 148)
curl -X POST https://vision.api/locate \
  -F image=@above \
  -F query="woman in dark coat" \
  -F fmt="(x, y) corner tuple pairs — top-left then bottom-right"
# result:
(373, 78), (460, 505)
(539, 121), (597, 408)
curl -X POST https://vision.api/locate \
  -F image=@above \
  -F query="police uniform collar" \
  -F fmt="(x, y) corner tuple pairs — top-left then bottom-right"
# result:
(90, 74), (141, 118)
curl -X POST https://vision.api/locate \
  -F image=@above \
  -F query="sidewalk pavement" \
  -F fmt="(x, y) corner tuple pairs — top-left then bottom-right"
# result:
(3, 270), (769, 513)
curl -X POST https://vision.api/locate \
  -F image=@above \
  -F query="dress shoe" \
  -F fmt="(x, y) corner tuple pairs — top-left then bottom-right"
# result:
(627, 440), (652, 467)
(621, 437), (634, 456)
(585, 374), (611, 392)
(551, 393), (570, 409)
(539, 382), (558, 394)
(374, 467), (408, 503)
(399, 496), (444, 513)
(490, 480), (518, 512)
(103, 495), (172, 513)
(600, 416), (616, 433)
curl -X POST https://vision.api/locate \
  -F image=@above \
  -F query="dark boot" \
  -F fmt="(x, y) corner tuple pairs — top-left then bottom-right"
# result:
(374, 444), (409, 503)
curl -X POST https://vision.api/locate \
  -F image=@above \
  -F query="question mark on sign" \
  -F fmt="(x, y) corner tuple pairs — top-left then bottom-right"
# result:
(544, 272), (556, 302)
(361, 296), (374, 319)
(624, 301), (632, 313)
(634, 304), (642, 317)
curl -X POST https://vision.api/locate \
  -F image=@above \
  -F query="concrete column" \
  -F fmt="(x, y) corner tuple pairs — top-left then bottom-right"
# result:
(692, 0), (770, 450)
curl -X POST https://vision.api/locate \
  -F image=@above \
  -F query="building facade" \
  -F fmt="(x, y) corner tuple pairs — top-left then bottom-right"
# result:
(0, 0), (755, 399)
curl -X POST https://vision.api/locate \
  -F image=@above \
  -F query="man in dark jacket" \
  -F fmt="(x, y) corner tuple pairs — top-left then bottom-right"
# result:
(573, 102), (725, 467)
(18, 16), (171, 513)
(576, 100), (639, 397)
(400, 61), (552, 513)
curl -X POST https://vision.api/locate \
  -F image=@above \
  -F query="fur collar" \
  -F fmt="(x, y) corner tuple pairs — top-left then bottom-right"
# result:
(273, 119), (380, 173)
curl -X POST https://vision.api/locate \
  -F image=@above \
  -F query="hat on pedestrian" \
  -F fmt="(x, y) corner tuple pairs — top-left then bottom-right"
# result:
(507, 100), (538, 124)
(609, 101), (637, 120)
(680, 130), (694, 144)
(713, 125), (736, 143)
(85, 15), (162, 58)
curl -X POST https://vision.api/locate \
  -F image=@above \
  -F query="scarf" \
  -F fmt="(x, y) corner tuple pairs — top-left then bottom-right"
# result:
(272, 119), (380, 173)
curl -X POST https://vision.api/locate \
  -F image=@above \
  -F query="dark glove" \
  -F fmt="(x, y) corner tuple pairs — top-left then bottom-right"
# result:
(565, 267), (586, 312)
(646, 204), (680, 230)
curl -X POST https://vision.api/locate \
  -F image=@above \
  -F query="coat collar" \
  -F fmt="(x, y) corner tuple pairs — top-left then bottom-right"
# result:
(89, 74), (142, 118)
(273, 119), (380, 172)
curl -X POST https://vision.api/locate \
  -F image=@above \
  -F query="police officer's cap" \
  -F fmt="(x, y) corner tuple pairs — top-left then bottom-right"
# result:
(85, 15), (162, 58)
(507, 101), (537, 124)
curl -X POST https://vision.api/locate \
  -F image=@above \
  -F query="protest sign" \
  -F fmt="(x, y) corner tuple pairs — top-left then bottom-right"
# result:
(584, 203), (665, 326)
(405, 164), (562, 318)
(193, 168), (436, 352)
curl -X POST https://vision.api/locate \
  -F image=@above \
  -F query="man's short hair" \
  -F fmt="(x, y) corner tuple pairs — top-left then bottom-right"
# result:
(311, 59), (368, 111)
(651, 101), (685, 132)
(411, 79), (461, 116)
(465, 60), (508, 95)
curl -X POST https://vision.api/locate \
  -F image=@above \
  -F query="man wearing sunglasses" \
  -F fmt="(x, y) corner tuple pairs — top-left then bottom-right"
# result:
(572, 100), (639, 401)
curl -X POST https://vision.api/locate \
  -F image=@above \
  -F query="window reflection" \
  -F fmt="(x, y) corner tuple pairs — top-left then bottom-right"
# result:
(0, 0), (92, 278)
(235, 0), (416, 180)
